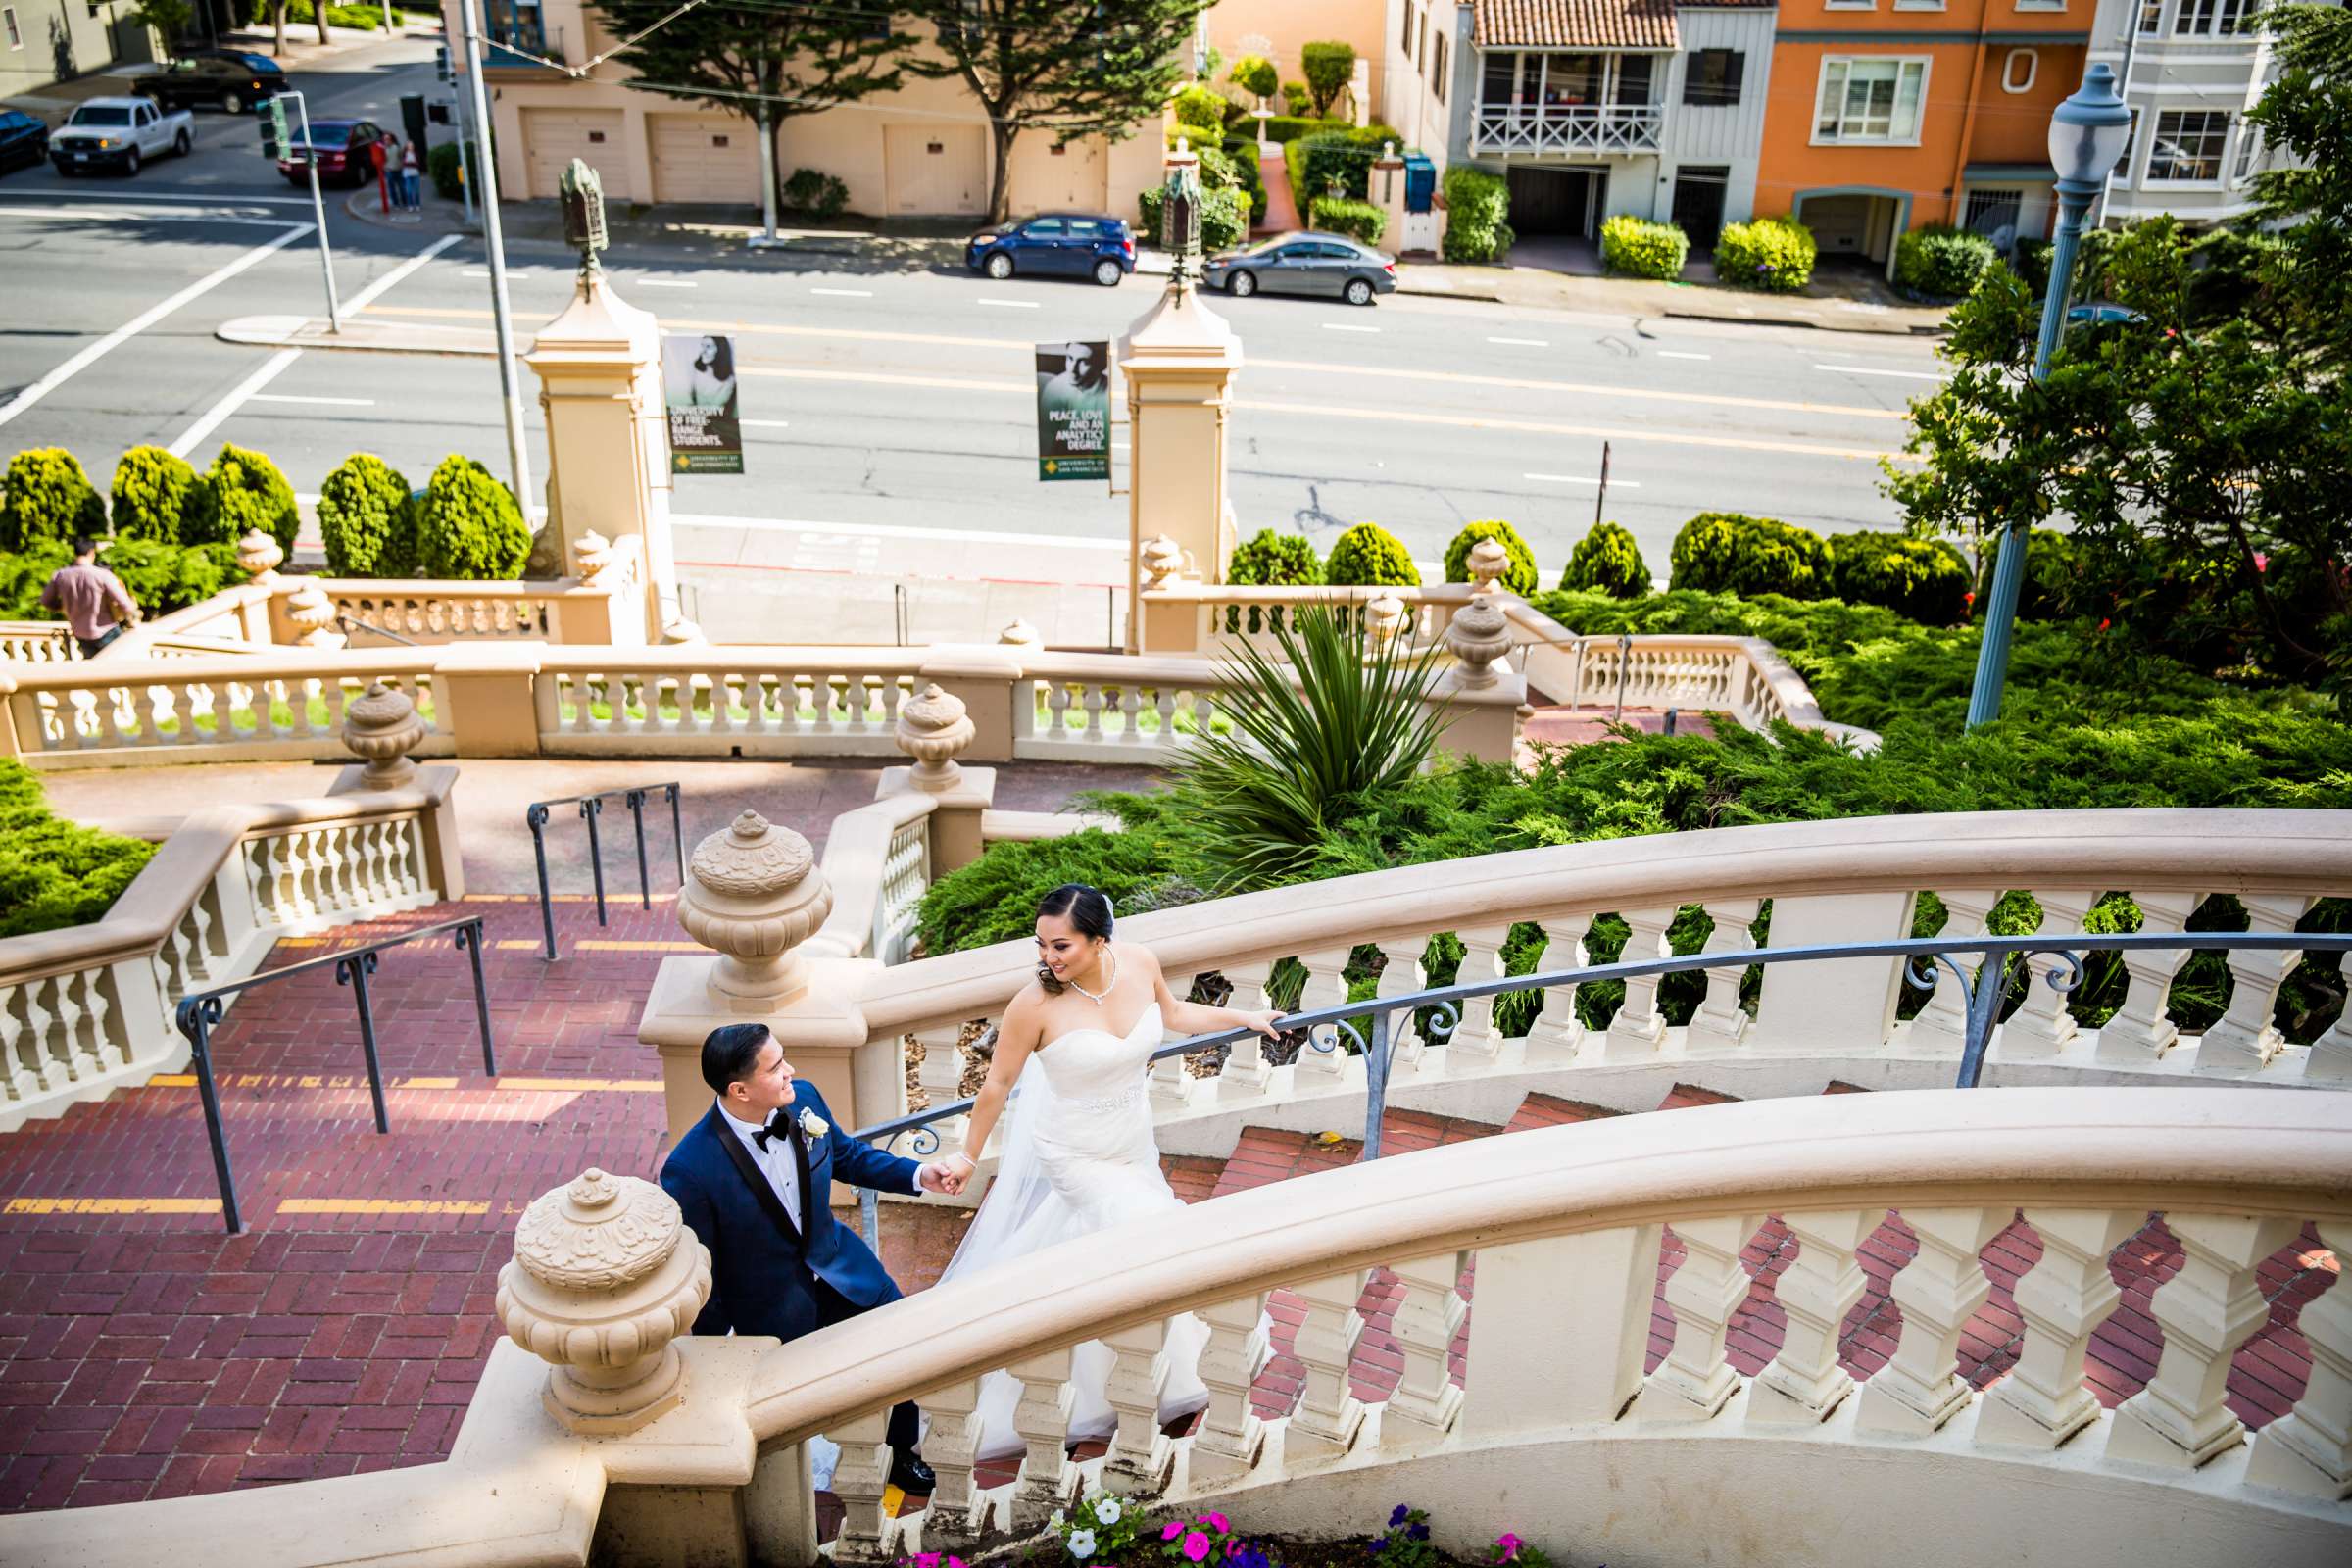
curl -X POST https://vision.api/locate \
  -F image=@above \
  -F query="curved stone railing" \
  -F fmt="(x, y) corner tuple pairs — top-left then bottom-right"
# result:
(3, 1088), (2342, 1567)
(0, 620), (75, 662)
(0, 768), (462, 1132)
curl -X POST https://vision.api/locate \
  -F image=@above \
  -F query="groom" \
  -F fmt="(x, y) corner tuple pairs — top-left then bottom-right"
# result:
(661, 1023), (958, 1495)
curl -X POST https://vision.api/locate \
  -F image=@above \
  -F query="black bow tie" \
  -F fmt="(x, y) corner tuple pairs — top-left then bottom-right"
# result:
(753, 1113), (793, 1152)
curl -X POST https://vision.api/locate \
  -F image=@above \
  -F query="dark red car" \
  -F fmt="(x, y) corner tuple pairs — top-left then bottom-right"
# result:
(279, 118), (387, 188)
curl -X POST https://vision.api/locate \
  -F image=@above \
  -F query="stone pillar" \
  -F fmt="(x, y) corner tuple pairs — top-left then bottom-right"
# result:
(1372, 143), (1407, 257)
(496, 1167), (711, 1435)
(434, 641), (546, 759)
(526, 271), (674, 645)
(340, 679), (425, 789)
(1430, 587), (1526, 762)
(883, 682), (996, 875)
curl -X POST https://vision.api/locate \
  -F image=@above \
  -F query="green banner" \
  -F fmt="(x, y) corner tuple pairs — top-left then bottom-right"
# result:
(1036, 340), (1110, 481)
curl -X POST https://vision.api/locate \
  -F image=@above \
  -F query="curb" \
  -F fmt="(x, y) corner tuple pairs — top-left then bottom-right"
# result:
(218, 314), (518, 356)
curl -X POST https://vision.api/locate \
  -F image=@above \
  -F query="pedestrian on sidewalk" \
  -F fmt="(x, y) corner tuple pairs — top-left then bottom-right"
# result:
(40, 537), (141, 659)
(400, 138), (422, 211)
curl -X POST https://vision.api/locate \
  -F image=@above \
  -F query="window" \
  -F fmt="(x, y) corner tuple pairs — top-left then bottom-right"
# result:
(2137, 0), (2165, 30)
(1481, 51), (1515, 107)
(1023, 219), (1066, 236)
(1814, 58), (1930, 143)
(1963, 187), (2023, 252)
(2013, 0), (2065, 11)
(1065, 218), (1102, 238)
(1402, 2), (1415, 58)
(1615, 55), (1655, 106)
(2002, 48), (2037, 93)
(1825, 0), (1875, 10)
(1433, 34), (1447, 101)
(3, 6), (18, 50)
(2233, 125), (2261, 181)
(2174, 0), (2250, 33)
(1684, 49), (1746, 107)
(2146, 109), (2229, 180)
(1894, 0), (1947, 10)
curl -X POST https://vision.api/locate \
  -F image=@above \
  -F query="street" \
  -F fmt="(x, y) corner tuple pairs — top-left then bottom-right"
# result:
(0, 33), (1944, 630)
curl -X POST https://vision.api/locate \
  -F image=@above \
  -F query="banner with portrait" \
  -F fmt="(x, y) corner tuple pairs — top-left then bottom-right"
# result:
(662, 332), (744, 475)
(1034, 339), (1110, 481)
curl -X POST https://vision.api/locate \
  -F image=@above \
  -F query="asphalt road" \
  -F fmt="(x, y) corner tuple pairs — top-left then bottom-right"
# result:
(0, 34), (1946, 610)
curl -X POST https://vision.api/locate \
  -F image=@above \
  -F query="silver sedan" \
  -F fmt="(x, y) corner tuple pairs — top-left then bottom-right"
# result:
(1203, 231), (1399, 307)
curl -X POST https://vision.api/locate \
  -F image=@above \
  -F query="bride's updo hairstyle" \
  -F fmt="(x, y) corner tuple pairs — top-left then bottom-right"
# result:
(1035, 883), (1114, 994)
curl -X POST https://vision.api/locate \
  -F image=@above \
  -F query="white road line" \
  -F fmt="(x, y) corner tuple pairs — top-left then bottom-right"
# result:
(671, 513), (1129, 553)
(0, 205), (301, 228)
(1657, 351), (1712, 361)
(0, 190), (318, 206)
(1815, 364), (1945, 381)
(170, 348), (301, 458)
(741, 418), (792, 428)
(1525, 472), (1642, 488)
(810, 287), (873, 298)
(248, 393), (375, 407)
(976, 297), (1040, 309)
(462, 267), (535, 279)
(1487, 336), (1548, 347)
(347, 232), (464, 313)
(636, 279), (698, 289)
(0, 221), (311, 431)
(1323, 322), (1380, 333)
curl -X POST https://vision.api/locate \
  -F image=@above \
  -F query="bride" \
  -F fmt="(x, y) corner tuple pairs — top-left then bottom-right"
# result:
(936, 882), (1282, 1460)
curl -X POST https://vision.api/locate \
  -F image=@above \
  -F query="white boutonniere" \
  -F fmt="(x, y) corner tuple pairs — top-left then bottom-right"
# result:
(797, 1106), (829, 1139)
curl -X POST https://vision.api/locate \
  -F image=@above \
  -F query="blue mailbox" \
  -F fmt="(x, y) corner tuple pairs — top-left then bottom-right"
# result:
(1403, 153), (1436, 214)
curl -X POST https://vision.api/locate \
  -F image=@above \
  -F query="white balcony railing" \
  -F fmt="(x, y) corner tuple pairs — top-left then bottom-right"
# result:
(1472, 105), (1665, 156)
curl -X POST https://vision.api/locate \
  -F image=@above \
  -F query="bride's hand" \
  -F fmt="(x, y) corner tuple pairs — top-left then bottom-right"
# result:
(937, 1152), (977, 1195)
(1235, 1008), (1286, 1040)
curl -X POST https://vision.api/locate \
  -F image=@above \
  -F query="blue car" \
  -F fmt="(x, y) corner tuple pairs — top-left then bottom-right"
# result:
(966, 212), (1135, 287)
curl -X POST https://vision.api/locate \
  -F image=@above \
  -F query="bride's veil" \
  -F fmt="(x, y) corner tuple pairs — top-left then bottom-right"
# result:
(934, 1047), (1057, 1288)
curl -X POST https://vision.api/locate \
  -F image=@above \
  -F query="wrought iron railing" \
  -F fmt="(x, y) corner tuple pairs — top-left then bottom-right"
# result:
(848, 927), (2351, 1246)
(525, 784), (687, 959)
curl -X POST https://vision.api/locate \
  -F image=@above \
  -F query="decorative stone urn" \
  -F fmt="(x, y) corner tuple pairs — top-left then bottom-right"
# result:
(571, 529), (626, 588)
(496, 1167), (711, 1436)
(341, 679), (425, 788)
(999, 617), (1043, 650)
(281, 577), (345, 650)
(236, 529), (284, 585)
(896, 682), (975, 792)
(1444, 587), (1514, 689)
(1466, 536), (1512, 593)
(676, 810), (834, 1007)
(1365, 591), (1407, 657)
(1140, 533), (1188, 589)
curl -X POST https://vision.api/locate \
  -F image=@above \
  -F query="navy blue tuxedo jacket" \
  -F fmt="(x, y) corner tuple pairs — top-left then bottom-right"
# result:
(660, 1081), (920, 1344)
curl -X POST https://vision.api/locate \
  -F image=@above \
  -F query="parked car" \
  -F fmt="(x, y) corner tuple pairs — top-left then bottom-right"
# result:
(279, 119), (389, 188)
(1204, 231), (1397, 306)
(965, 213), (1135, 286)
(0, 110), (49, 174)
(131, 50), (288, 116)
(48, 97), (193, 176)
(2068, 302), (2143, 328)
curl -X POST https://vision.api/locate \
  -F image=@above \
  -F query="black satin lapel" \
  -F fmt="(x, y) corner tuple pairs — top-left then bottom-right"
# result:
(790, 1120), (816, 1237)
(717, 1118), (802, 1241)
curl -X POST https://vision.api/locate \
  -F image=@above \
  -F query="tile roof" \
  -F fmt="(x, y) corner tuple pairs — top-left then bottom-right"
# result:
(1473, 0), (1682, 50)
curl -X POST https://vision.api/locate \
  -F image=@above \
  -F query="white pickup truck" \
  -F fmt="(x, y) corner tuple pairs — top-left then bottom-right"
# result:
(48, 96), (194, 176)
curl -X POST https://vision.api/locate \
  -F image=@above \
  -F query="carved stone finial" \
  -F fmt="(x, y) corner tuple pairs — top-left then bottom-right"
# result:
(282, 577), (345, 650)
(896, 682), (974, 792)
(571, 529), (624, 588)
(341, 679), (424, 789)
(1364, 591), (1407, 655)
(559, 158), (609, 289)
(660, 615), (707, 646)
(1444, 589), (1514, 689)
(677, 811), (832, 1006)
(236, 529), (284, 585)
(1139, 534), (1188, 589)
(496, 1167), (711, 1436)
(1465, 536), (1512, 592)
(999, 617), (1042, 649)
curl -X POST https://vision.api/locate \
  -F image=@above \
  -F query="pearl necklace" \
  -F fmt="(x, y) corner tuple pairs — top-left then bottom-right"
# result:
(1067, 949), (1117, 1005)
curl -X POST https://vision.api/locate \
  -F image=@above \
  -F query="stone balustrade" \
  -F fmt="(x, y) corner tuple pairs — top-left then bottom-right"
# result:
(2, 1087), (2341, 1568)
(0, 621), (76, 662)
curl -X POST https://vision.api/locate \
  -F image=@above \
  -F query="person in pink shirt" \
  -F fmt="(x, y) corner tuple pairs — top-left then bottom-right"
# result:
(400, 138), (421, 211)
(41, 537), (140, 658)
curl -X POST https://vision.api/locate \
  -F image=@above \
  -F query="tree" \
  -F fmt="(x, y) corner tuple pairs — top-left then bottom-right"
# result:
(127, 0), (193, 48)
(902, 0), (1206, 224)
(2245, 1), (2352, 367)
(1299, 40), (1354, 119)
(588, 1), (912, 236)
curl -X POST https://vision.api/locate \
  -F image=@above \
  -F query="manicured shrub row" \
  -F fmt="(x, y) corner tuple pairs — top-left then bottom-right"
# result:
(1599, 215), (1689, 280)
(1324, 521), (1419, 587)
(318, 453), (417, 578)
(0, 759), (158, 941)
(1257, 115), (1351, 145)
(1282, 124), (1401, 219)
(1560, 521), (1650, 598)
(1669, 511), (1834, 600)
(1228, 528), (1322, 586)
(1713, 217), (1816, 293)
(0, 537), (242, 622)
(1139, 180), (1249, 252)
(1307, 196), (1386, 245)
(1894, 223), (2000, 300)
(1440, 167), (1510, 264)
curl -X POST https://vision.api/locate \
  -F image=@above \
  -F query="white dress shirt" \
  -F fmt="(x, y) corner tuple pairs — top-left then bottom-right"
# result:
(719, 1102), (802, 1230)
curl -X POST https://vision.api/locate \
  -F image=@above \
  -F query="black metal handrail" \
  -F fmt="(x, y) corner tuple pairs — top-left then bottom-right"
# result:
(524, 783), (685, 959)
(172, 914), (497, 1235)
(334, 612), (420, 648)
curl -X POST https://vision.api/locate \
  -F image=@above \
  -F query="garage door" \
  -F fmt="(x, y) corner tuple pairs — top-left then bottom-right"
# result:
(651, 114), (758, 205)
(1028, 138), (1105, 213)
(523, 109), (629, 201)
(1803, 194), (1873, 255)
(884, 124), (986, 216)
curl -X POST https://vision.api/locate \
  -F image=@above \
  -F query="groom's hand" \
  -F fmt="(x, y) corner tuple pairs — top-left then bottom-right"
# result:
(916, 1159), (958, 1195)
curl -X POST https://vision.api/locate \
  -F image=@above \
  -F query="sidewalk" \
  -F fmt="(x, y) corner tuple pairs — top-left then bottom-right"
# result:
(1392, 256), (1948, 336)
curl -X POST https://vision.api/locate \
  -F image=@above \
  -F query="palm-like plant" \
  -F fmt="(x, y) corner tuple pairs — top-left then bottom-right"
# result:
(1174, 604), (1455, 889)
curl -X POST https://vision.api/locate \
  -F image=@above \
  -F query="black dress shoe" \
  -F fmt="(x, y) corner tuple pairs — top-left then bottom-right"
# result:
(887, 1451), (936, 1495)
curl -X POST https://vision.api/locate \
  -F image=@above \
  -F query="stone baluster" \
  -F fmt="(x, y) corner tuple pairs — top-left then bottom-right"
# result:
(1905, 890), (1999, 1055)
(1685, 898), (1761, 1056)
(828, 1404), (897, 1564)
(1294, 949), (1355, 1085)
(339, 680), (425, 790)
(1375, 939), (1429, 1076)
(1286, 1271), (1369, 1467)
(2195, 894), (2315, 1076)
(1856, 1207), (2006, 1436)
(912, 1375), (987, 1548)
(2245, 1217), (2351, 1498)
(1635, 1213), (1763, 1421)
(2107, 1213), (2300, 1469)
(2306, 957), (2352, 1085)
(2096, 890), (2200, 1064)
(1147, 1006), (1191, 1112)
(1100, 1316), (1175, 1494)
(912, 1024), (969, 1149)
(1441, 924), (1511, 1067)
(1190, 1289), (1271, 1486)
(1006, 1347), (1078, 1526)
(1750, 1208), (1877, 1425)
(1381, 1252), (1467, 1452)
(1525, 915), (1589, 1062)
(2001, 890), (2096, 1059)
(1603, 906), (1678, 1061)
(1976, 1208), (2138, 1449)
(1364, 593), (1406, 662)
(1218, 958), (1275, 1101)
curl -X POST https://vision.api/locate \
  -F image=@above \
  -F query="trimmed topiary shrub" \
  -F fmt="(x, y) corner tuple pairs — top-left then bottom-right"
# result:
(1284, 124), (1401, 214)
(1173, 83), (1229, 131)
(1308, 196), (1386, 246)
(1713, 217), (1817, 294)
(109, 446), (198, 545)
(416, 455), (530, 580)
(0, 449), (107, 553)
(781, 168), (849, 219)
(1444, 519), (1539, 596)
(1229, 528), (1322, 586)
(1599, 215), (1689, 280)
(1230, 55), (1279, 101)
(1828, 531), (1973, 624)
(1282, 80), (1313, 116)
(318, 454), (418, 578)
(1894, 223), (1999, 300)
(1440, 166), (1511, 264)
(0, 759), (159, 940)
(1561, 521), (1651, 599)
(1668, 512), (1833, 599)
(1299, 41), (1356, 118)
(1140, 181), (1248, 252)
(1324, 521), (1420, 587)
(186, 443), (298, 554)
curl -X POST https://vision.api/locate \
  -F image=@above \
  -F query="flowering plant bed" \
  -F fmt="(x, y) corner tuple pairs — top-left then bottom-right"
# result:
(940, 1497), (1582, 1568)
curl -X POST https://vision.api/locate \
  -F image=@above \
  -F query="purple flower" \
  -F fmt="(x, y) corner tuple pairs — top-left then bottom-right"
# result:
(1408, 1525), (1430, 1543)
(1390, 1506), (1410, 1529)
(1185, 1533), (1214, 1563)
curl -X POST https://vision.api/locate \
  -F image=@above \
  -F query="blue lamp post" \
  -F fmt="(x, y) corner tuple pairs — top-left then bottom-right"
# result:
(1964, 63), (2135, 730)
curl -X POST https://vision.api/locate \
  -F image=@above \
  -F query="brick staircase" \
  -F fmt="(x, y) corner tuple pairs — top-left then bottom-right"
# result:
(0, 905), (2331, 1516)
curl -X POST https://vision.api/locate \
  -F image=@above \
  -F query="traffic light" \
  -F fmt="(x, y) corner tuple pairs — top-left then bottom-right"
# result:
(259, 95), (287, 160)
(435, 45), (451, 84)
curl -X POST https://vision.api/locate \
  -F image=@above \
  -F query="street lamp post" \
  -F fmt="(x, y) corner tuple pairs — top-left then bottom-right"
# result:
(1965, 62), (2134, 731)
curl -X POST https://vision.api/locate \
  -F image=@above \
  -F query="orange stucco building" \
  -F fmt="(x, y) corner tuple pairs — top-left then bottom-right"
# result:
(1758, 0), (2089, 275)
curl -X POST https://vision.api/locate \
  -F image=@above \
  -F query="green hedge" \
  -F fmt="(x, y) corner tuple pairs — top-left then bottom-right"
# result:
(1282, 81), (1313, 116)
(1324, 521), (1420, 587)
(186, 443), (299, 554)
(1440, 167), (1510, 264)
(1307, 196), (1386, 246)
(318, 453), (418, 578)
(782, 168), (848, 219)
(1599, 215), (1689, 280)
(0, 760), (159, 940)
(1139, 181), (1248, 252)
(427, 140), (475, 201)
(0, 449), (107, 553)
(1444, 519), (1538, 596)
(1217, 138), (1268, 224)
(1229, 528), (1322, 586)
(109, 446), (198, 545)
(1669, 512), (1832, 599)
(416, 455), (529, 580)
(1283, 125), (1401, 217)
(1894, 223), (1999, 299)
(0, 537), (243, 623)
(1172, 84), (1229, 131)
(1299, 41), (1356, 119)
(1828, 532), (1972, 625)
(1260, 114), (1351, 145)
(1714, 217), (1816, 294)
(1560, 521), (1650, 598)
(1230, 56), (1279, 101)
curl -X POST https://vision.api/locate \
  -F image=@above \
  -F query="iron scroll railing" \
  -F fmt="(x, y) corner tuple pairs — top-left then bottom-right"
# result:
(847, 928), (2352, 1248)
(172, 913), (498, 1235)
(524, 783), (686, 959)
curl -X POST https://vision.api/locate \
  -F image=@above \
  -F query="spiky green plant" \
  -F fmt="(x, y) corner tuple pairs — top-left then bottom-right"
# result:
(1173, 604), (1453, 890)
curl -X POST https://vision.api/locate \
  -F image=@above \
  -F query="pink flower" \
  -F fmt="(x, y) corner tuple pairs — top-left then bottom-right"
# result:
(1497, 1536), (1523, 1562)
(1185, 1533), (1214, 1562)
(2096, 616), (2112, 632)
(1202, 1514), (1230, 1535)
(2254, 553), (2270, 573)
(1165, 1524), (1186, 1543)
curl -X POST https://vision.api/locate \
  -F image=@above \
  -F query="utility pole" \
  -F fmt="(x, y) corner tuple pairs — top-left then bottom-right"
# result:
(263, 93), (341, 332)
(457, 0), (534, 520)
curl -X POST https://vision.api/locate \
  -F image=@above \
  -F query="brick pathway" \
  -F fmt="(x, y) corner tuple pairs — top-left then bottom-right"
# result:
(1257, 151), (1301, 236)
